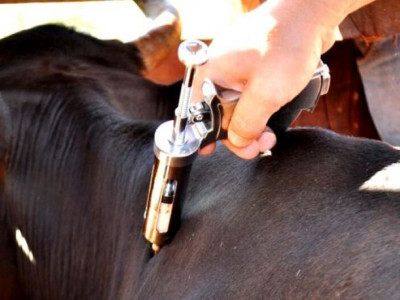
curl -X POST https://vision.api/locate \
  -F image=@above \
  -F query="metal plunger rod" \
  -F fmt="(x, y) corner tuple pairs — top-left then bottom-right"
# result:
(173, 40), (208, 145)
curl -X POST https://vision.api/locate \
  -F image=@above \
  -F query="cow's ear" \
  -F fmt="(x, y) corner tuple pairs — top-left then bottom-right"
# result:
(0, 93), (10, 181)
(131, 3), (184, 85)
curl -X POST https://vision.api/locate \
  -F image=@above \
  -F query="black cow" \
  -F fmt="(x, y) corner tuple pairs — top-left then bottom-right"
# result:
(1, 25), (400, 300)
(0, 22), (182, 299)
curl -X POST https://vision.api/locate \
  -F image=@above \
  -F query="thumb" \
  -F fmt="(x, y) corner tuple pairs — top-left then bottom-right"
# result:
(228, 78), (282, 149)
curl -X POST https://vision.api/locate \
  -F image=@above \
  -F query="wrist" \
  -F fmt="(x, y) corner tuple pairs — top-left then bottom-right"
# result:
(257, 0), (376, 52)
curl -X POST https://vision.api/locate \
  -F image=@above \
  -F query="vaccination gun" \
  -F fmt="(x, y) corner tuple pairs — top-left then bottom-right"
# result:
(143, 40), (330, 253)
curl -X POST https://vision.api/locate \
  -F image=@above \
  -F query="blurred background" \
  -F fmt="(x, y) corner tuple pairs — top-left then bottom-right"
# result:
(0, 0), (256, 41)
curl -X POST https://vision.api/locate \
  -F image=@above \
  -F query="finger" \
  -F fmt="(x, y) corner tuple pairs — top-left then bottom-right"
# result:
(193, 57), (247, 104)
(222, 126), (277, 159)
(199, 143), (216, 156)
(221, 139), (261, 160)
(228, 76), (282, 148)
(192, 67), (205, 104)
(257, 127), (277, 152)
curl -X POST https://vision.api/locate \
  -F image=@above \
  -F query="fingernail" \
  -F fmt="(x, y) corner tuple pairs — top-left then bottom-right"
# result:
(228, 130), (251, 148)
(258, 130), (276, 152)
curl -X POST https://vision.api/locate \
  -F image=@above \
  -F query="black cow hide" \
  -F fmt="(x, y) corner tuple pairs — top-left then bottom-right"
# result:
(1, 25), (400, 300)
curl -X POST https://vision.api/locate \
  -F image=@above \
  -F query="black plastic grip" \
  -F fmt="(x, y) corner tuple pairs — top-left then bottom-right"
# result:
(267, 75), (323, 133)
(208, 72), (324, 144)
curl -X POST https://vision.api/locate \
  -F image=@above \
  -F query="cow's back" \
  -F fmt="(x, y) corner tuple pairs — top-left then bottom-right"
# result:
(140, 129), (400, 299)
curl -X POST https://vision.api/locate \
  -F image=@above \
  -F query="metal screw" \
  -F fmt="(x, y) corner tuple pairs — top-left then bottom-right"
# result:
(194, 114), (204, 122)
(178, 40), (208, 67)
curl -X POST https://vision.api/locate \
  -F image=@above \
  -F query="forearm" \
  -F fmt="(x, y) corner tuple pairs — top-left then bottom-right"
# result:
(257, 0), (398, 42)
(255, 0), (376, 53)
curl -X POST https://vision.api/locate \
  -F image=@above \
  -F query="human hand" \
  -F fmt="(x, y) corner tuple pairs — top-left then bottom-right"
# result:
(192, 0), (366, 159)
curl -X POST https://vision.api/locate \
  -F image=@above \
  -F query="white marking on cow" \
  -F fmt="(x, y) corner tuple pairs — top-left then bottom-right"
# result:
(296, 269), (301, 277)
(15, 228), (36, 264)
(359, 162), (400, 192)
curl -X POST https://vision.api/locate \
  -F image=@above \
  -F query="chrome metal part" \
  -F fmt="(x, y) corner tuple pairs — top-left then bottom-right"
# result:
(318, 64), (331, 95)
(154, 121), (202, 164)
(173, 40), (208, 145)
